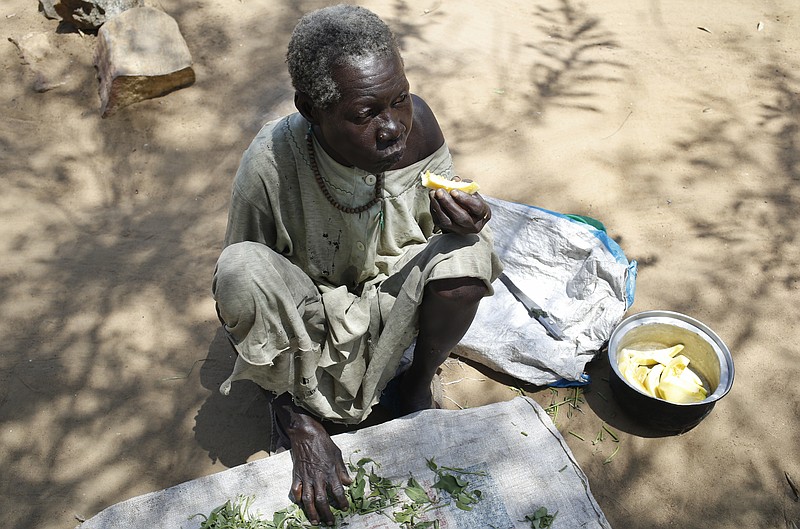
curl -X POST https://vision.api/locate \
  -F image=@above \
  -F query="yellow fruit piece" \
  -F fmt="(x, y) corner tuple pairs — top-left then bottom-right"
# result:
(420, 170), (480, 194)
(644, 363), (664, 397)
(621, 362), (649, 395)
(618, 344), (707, 402)
(656, 377), (707, 403)
(620, 344), (684, 366)
(660, 354), (692, 383)
(678, 366), (704, 388)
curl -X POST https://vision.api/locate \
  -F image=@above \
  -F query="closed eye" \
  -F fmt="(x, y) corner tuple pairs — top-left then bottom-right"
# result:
(352, 108), (375, 122)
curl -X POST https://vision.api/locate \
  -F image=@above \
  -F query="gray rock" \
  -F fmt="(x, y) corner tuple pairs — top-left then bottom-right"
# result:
(54, 0), (144, 30)
(93, 6), (195, 117)
(38, 0), (60, 20)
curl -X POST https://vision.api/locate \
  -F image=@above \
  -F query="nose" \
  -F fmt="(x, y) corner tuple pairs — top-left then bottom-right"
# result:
(377, 110), (403, 144)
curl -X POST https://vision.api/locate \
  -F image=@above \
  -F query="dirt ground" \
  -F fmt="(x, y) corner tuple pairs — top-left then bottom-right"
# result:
(2, 0), (799, 528)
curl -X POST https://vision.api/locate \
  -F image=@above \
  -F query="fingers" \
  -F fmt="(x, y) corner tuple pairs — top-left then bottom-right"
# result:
(295, 479), (335, 526)
(338, 463), (354, 486)
(290, 477), (303, 504)
(306, 482), (337, 526)
(291, 465), (351, 525)
(331, 460), (352, 510)
(295, 484), (341, 526)
(430, 189), (491, 233)
(429, 190), (452, 231)
(329, 479), (350, 512)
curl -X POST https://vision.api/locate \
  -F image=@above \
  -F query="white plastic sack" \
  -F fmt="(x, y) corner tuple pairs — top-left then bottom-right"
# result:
(458, 197), (637, 386)
(77, 397), (612, 529)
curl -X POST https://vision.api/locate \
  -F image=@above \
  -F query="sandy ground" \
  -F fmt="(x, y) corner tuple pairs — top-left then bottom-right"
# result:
(2, 0), (799, 528)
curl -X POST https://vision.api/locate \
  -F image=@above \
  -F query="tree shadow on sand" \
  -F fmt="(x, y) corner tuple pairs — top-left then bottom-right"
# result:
(577, 45), (800, 528)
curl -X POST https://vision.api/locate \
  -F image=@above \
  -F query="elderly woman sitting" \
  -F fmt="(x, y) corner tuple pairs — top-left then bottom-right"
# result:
(212, 4), (502, 525)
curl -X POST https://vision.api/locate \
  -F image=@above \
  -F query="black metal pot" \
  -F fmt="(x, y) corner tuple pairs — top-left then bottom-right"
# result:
(607, 310), (735, 434)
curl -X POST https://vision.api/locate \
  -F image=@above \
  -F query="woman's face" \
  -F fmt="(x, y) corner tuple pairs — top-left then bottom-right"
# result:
(313, 52), (414, 174)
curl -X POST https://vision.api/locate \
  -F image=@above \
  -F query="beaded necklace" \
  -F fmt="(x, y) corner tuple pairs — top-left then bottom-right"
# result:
(306, 130), (384, 215)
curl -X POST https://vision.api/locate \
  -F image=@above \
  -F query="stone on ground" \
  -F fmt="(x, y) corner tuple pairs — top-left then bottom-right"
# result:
(93, 6), (195, 117)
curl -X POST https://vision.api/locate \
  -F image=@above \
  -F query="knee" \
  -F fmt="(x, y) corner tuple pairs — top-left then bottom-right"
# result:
(214, 242), (259, 296)
(213, 241), (280, 317)
(426, 277), (488, 306)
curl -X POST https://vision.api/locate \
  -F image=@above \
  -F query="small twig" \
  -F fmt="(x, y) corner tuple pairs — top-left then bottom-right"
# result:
(544, 399), (576, 411)
(568, 431), (585, 441)
(786, 471), (799, 501)
(603, 445), (620, 464)
(602, 424), (620, 442)
(421, 0), (442, 15)
(442, 377), (486, 385)
(508, 385), (526, 397)
(593, 428), (604, 445)
(601, 110), (633, 139)
(16, 374), (45, 393)
(161, 359), (208, 381)
(442, 394), (464, 409)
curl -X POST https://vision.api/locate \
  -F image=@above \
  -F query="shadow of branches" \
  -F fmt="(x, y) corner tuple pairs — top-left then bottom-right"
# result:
(526, 0), (623, 115)
(577, 38), (800, 528)
(10, 2), (794, 529)
(0, 1), (632, 527)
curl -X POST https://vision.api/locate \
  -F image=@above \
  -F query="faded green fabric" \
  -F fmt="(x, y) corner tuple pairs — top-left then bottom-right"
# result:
(213, 113), (502, 423)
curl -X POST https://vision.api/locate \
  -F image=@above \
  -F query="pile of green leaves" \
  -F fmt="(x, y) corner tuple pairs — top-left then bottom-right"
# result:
(192, 456), (486, 529)
(525, 506), (557, 528)
(191, 494), (305, 529)
(426, 458), (484, 511)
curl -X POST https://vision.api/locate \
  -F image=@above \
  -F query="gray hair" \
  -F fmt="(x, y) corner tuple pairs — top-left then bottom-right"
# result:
(287, 4), (400, 109)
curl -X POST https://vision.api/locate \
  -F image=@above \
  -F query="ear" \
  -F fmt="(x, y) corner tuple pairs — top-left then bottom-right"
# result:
(294, 92), (318, 125)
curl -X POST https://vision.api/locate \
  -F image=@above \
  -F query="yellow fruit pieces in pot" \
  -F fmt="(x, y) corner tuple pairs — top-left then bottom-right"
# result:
(618, 344), (708, 403)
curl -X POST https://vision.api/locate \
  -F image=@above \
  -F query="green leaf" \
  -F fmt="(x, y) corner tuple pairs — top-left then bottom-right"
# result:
(404, 477), (431, 504)
(350, 476), (366, 500)
(433, 474), (462, 494)
(356, 456), (375, 468)
(457, 492), (473, 503)
(525, 506), (557, 528)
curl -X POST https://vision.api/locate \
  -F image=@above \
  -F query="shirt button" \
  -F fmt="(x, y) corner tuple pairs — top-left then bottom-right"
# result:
(365, 174), (377, 186)
(356, 241), (366, 251)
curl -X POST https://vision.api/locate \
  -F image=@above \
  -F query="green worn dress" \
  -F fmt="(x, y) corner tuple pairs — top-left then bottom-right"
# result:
(213, 113), (501, 424)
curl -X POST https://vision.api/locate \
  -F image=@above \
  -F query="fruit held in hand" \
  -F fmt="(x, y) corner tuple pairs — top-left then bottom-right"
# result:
(420, 170), (480, 194)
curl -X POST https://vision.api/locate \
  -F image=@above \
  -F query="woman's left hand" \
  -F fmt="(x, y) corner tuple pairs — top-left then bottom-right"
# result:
(429, 180), (491, 234)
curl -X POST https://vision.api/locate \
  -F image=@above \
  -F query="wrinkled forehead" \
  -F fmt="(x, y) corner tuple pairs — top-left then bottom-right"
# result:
(330, 51), (407, 93)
